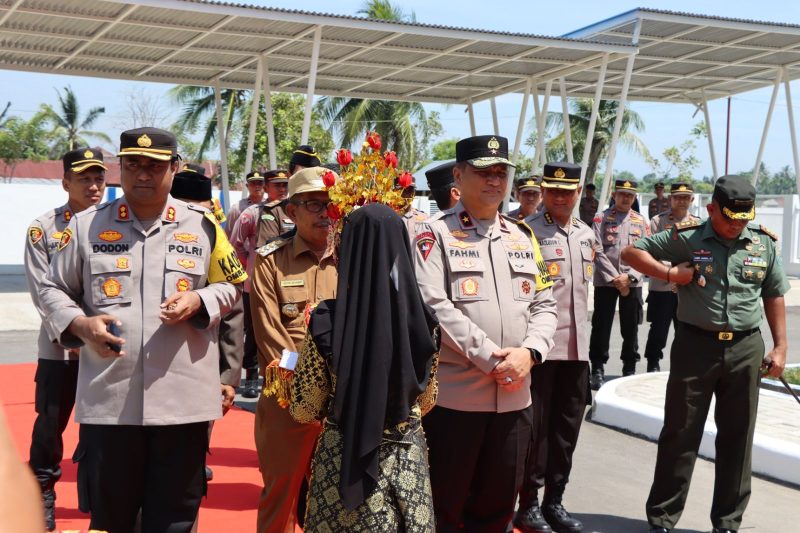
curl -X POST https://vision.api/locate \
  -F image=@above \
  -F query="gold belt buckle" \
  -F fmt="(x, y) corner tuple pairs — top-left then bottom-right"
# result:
(718, 331), (734, 341)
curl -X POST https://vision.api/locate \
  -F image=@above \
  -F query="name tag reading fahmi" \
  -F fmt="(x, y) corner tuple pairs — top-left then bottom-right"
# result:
(280, 349), (299, 371)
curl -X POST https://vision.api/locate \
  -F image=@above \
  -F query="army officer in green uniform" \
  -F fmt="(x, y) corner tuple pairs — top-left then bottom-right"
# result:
(621, 175), (789, 533)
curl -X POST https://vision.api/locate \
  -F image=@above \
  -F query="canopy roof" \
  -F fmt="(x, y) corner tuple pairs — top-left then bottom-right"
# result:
(561, 8), (800, 104)
(0, 0), (634, 105)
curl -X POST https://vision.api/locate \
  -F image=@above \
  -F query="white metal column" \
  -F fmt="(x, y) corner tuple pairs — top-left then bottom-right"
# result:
(244, 56), (263, 176)
(531, 82), (541, 170)
(753, 68), (783, 186)
(559, 77), (574, 163)
(700, 88), (719, 181)
(490, 97), (500, 135)
(579, 53), (609, 186)
(301, 26), (322, 145)
(467, 98), (477, 136)
(260, 55), (277, 169)
(782, 68), (800, 195)
(535, 80), (552, 170)
(213, 81), (230, 210)
(506, 78), (533, 209)
(599, 19), (641, 209)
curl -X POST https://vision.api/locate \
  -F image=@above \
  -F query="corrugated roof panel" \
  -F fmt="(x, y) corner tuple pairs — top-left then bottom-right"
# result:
(26, 0), (124, 19)
(373, 48), (431, 66)
(639, 41), (704, 59)
(124, 5), (228, 30)
(688, 46), (767, 64)
(676, 27), (755, 45)
(6, 11), (102, 36)
(146, 64), (219, 80)
(172, 50), (251, 68)
(224, 18), (308, 36)
(321, 25), (395, 46)
(713, 65), (775, 79)
(422, 54), (493, 72)
(0, 32), (78, 54)
(739, 33), (800, 49)
(447, 41), (533, 58)
(639, 20), (697, 38)
(198, 33), (281, 53)
(112, 23), (198, 46)
(330, 63), (401, 81)
(758, 51), (800, 65)
(0, 50), (59, 68)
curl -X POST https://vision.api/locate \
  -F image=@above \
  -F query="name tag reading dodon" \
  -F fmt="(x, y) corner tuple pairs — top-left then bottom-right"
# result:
(280, 279), (305, 287)
(280, 349), (299, 371)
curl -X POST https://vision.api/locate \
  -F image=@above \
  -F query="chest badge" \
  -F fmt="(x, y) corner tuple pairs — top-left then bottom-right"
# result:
(450, 230), (469, 239)
(507, 242), (529, 251)
(585, 263), (594, 277)
(177, 258), (195, 269)
(176, 278), (191, 292)
(174, 233), (199, 243)
(459, 259), (477, 269)
(102, 277), (121, 298)
(461, 278), (479, 296)
(282, 302), (300, 318)
(547, 262), (561, 276)
(521, 280), (532, 295)
(98, 230), (123, 242)
(116, 257), (129, 269)
(449, 240), (475, 249)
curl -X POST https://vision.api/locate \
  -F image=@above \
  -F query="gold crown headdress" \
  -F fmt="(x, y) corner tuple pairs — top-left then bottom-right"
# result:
(325, 131), (413, 236)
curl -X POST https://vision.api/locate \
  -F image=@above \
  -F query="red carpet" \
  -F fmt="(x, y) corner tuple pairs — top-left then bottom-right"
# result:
(0, 363), (262, 532)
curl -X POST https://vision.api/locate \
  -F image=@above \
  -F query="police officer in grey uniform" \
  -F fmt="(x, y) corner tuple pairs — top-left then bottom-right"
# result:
(508, 176), (542, 220)
(515, 162), (600, 533)
(415, 135), (557, 532)
(397, 174), (428, 239)
(230, 169), (295, 397)
(225, 170), (265, 237)
(588, 179), (649, 389)
(643, 182), (698, 372)
(24, 147), (107, 531)
(39, 128), (246, 533)
(426, 161), (459, 212)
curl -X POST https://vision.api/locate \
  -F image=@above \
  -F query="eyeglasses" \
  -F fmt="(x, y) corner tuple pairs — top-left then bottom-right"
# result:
(291, 200), (328, 213)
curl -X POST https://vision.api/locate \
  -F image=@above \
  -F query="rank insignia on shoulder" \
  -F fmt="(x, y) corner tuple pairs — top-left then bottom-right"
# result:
(759, 224), (778, 241)
(118, 204), (129, 220)
(675, 219), (701, 232)
(458, 211), (475, 229)
(257, 238), (290, 257)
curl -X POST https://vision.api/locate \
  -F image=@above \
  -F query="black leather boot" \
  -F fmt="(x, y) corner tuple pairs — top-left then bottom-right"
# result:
(42, 488), (56, 531)
(513, 493), (552, 533)
(542, 484), (582, 533)
(590, 366), (604, 390)
(242, 368), (259, 398)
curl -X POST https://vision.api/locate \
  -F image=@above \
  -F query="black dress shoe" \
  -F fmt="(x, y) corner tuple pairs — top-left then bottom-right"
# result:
(646, 360), (660, 372)
(648, 527), (669, 533)
(622, 361), (636, 376)
(590, 367), (604, 390)
(542, 502), (582, 532)
(513, 502), (553, 533)
(42, 488), (56, 531)
(712, 528), (736, 533)
(205, 466), (214, 481)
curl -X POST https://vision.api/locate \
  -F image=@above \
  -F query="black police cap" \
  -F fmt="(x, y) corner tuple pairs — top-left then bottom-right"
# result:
(713, 175), (755, 220)
(425, 161), (456, 189)
(670, 182), (694, 195)
(541, 162), (580, 190)
(290, 145), (321, 169)
(171, 162), (211, 201)
(62, 147), (107, 173)
(117, 127), (177, 161)
(615, 179), (638, 192)
(455, 135), (515, 168)
(264, 169), (289, 183)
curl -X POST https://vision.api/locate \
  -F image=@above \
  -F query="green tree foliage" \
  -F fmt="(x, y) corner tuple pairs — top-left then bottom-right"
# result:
(358, 0), (415, 21)
(529, 98), (649, 185)
(0, 109), (53, 178)
(41, 86), (111, 156)
(228, 93), (334, 178)
(430, 138), (458, 161)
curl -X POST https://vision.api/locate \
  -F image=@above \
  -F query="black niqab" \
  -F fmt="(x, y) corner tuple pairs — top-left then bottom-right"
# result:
(311, 203), (438, 510)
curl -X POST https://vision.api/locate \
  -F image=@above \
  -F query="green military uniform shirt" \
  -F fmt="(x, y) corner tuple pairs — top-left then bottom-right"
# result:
(633, 219), (790, 331)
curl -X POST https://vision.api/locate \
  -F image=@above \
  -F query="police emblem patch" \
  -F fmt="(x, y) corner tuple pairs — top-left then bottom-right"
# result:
(115, 257), (129, 269)
(461, 278), (479, 296)
(57, 228), (73, 251)
(28, 226), (43, 245)
(137, 134), (152, 147)
(176, 278), (191, 292)
(521, 280), (531, 295)
(416, 231), (435, 261)
(547, 262), (561, 277)
(102, 277), (121, 298)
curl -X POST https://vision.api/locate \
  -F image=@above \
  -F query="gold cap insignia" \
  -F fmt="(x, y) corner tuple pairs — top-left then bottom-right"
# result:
(554, 168), (566, 179)
(83, 149), (94, 158)
(623, 181), (631, 188)
(137, 134), (152, 148)
(487, 137), (500, 154)
(253, 172), (261, 178)
(526, 179), (536, 186)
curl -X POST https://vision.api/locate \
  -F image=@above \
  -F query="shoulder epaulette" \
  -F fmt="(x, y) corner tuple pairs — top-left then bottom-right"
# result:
(93, 200), (113, 212)
(675, 219), (701, 232)
(756, 224), (778, 241)
(427, 210), (448, 222)
(264, 199), (283, 209)
(256, 237), (291, 257)
(500, 213), (518, 224)
(187, 203), (210, 214)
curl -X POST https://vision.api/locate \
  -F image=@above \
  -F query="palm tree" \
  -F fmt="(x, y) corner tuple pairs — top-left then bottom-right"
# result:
(530, 98), (649, 185)
(42, 86), (111, 155)
(317, 0), (440, 169)
(169, 85), (249, 160)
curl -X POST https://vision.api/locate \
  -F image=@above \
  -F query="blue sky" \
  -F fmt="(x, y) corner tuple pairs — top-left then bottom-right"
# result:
(4, 0), (800, 180)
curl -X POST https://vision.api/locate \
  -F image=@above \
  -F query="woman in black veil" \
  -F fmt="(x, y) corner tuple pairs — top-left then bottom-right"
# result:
(290, 202), (439, 532)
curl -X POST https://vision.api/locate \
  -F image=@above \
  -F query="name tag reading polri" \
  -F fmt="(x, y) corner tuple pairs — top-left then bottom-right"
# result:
(280, 349), (299, 371)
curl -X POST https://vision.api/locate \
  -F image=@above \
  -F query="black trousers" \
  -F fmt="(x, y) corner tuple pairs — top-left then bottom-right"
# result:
(423, 405), (531, 533)
(646, 323), (763, 531)
(589, 286), (643, 367)
(242, 291), (258, 371)
(74, 422), (208, 533)
(644, 291), (678, 362)
(29, 358), (79, 491)
(520, 361), (589, 505)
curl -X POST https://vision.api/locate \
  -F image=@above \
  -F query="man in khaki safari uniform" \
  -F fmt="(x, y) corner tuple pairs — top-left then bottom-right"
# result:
(39, 128), (245, 533)
(415, 134), (557, 532)
(249, 167), (338, 533)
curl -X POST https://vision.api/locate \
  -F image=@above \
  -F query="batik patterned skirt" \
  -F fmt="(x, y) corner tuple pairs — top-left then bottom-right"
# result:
(303, 418), (435, 532)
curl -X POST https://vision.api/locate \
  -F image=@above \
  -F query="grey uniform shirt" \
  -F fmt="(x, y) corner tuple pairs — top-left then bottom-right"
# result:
(414, 200), (558, 413)
(402, 207), (428, 241)
(648, 210), (699, 293)
(526, 211), (600, 362)
(39, 196), (243, 426)
(24, 203), (77, 361)
(224, 196), (258, 238)
(592, 207), (648, 287)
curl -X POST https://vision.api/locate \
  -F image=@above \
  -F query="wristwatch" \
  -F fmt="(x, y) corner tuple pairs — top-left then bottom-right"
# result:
(528, 348), (543, 365)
